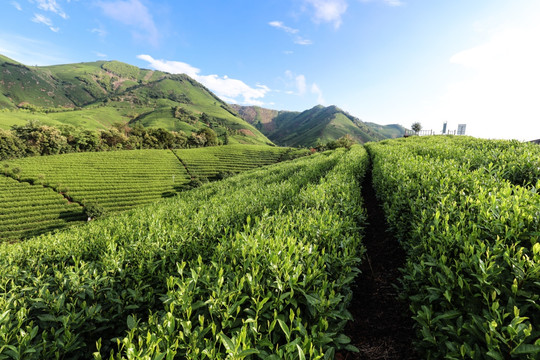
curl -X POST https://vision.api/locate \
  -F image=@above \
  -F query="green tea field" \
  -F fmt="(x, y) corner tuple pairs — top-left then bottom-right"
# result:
(0, 137), (538, 360)
(0, 146), (368, 359)
(0, 145), (308, 242)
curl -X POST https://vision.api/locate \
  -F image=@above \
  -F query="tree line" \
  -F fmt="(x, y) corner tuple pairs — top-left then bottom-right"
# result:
(0, 120), (219, 161)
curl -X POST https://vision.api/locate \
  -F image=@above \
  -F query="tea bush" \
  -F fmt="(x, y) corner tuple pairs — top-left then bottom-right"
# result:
(367, 136), (540, 359)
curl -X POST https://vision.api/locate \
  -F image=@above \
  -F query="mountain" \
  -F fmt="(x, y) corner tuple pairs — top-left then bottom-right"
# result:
(365, 122), (407, 139)
(231, 104), (405, 147)
(0, 55), (272, 145)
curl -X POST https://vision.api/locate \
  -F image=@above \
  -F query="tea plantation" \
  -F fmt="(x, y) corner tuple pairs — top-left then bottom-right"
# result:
(367, 136), (540, 359)
(0, 136), (539, 359)
(0, 146), (368, 359)
(0, 145), (308, 242)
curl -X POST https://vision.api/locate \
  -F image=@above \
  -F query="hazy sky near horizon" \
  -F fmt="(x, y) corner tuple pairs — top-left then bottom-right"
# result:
(1, 0), (539, 140)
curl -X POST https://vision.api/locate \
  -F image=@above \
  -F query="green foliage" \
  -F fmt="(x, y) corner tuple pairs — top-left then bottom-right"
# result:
(175, 145), (309, 180)
(0, 147), (368, 359)
(84, 202), (107, 220)
(411, 122), (422, 133)
(0, 176), (85, 241)
(195, 127), (218, 146)
(322, 134), (356, 150)
(367, 136), (540, 359)
(2, 149), (189, 217)
(11, 120), (68, 156)
(0, 128), (26, 160)
(2, 120), (233, 162)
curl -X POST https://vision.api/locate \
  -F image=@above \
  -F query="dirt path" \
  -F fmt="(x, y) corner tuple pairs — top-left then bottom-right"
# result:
(340, 168), (417, 360)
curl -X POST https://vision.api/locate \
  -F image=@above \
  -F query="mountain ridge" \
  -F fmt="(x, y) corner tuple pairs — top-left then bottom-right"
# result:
(0, 55), (272, 145)
(231, 104), (405, 147)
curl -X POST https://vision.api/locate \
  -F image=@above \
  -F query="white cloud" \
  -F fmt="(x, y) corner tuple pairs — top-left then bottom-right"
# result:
(35, 0), (68, 19)
(31, 13), (59, 32)
(296, 74), (307, 95)
(311, 83), (326, 105)
(284, 71), (326, 104)
(301, 0), (402, 28)
(137, 55), (270, 106)
(94, 52), (108, 58)
(11, 1), (22, 11)
(97, 0), (159, 46)
(285, 70), (308, 95)
(435, 21), (540, 140)
(269, 21), (298, 34)
(90, 24), (107, 37)
(294, 37), (313, 45)
(383, 0), (404, 6)
(32, 13), (52, 26)
(137, 55), (199, 78)
(304, 0), (348, 28)
(269, 20), (313, 46)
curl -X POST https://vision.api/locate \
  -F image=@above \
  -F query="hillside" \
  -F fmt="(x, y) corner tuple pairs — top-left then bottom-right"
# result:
(0, 55), (272, 145)
(231, 104), (405, 147)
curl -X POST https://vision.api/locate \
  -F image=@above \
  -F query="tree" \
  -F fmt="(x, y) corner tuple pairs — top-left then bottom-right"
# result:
(72, 130), (101, 152)
(0, 129), (26, 160)
(11, 121), (68, 155)
(325, 134), (356, 150)
(335, 134), (356, 149)
(411, 122), (422, 134)
(100, 128), (128, 149)
(171, 131), (188, 148)
(84, 202), (107, 221)
(197, 127), (218, 147)
(148, 128), (175, 149)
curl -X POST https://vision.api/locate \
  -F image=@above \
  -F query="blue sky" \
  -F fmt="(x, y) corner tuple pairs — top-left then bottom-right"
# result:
(1, 0), (539, 140)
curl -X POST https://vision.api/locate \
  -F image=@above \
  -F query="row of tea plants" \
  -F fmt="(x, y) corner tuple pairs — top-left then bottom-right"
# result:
(175, 145), (309, 180)
(367, 136), (540, 359)
(0, 176), (85, 241)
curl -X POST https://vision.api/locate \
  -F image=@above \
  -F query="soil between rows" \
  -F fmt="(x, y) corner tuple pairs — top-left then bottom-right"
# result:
(340, 169), (417, 360)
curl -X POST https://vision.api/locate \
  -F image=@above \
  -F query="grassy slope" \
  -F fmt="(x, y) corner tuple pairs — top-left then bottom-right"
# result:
(127, 77), (270, 144)
(0, 56), (273, 145)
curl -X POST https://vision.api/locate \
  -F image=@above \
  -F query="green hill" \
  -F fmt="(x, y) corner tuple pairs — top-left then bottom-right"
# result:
(0, 55), (272, 145)
(365, 122), (406, 139)
(231, 104), (406, 147)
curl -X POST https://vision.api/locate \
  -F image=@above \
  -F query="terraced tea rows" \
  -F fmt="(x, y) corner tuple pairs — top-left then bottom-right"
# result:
(175, 145), (309, 179)
(1, 145), (308, 242)
(2, 149), (190, 213)
(0, 176), (85, 241)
